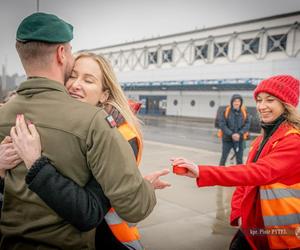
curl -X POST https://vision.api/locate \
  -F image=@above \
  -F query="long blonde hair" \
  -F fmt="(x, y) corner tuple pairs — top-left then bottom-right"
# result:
(74, 52), (143, 142)
(283, 103), (300, 130)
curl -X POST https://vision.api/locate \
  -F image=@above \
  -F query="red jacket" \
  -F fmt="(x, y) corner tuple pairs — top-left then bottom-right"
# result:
(197, 122), (300, 250)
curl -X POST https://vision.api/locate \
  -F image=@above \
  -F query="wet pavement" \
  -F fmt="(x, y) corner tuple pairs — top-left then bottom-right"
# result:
(137, 116), (244, 250)
(142, 115), (221, 152)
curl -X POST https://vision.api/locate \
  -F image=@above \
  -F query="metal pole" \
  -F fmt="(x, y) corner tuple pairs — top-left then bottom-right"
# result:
(36, 0), (39, 12)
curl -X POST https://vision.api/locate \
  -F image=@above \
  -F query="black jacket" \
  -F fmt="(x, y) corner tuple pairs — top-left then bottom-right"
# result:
(219, 94), (250, 141)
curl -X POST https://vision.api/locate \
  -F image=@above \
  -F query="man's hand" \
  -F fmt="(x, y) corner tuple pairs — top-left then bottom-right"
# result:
(144, 169), (171, 190)
(10, 114), (42, 170)
(171, 157), (199, 178)
(0, 136), (22, 172)
(232, 133), (240, 142)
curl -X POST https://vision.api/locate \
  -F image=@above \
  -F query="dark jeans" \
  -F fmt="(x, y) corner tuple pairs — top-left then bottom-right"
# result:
(95, 220), (128, 250)
(219, 140), (244, 166)
(229, 230), (252, 250)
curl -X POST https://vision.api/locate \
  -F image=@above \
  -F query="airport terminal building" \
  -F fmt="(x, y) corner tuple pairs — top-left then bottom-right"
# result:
(83, 12), (300, 119)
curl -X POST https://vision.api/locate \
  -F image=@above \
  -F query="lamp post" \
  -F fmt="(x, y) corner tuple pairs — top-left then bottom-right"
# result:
(36, 0), (39, 12)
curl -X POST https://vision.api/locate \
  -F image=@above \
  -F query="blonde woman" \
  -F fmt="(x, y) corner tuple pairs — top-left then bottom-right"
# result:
(7, 53), (170, 250)
(172, 75), (300, 250)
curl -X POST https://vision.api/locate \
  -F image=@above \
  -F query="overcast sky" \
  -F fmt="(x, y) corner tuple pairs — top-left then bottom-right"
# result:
(1, 0), (300, 75)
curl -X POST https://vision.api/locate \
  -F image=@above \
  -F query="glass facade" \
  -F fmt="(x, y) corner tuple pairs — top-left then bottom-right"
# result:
(162, 49), (173, 63)
(242, 38), (260, 55)
(148, 51), (158, 64)
(267, 34), (287, 52)
(214, 42), (229, 57)
(194, 44), (208, 60)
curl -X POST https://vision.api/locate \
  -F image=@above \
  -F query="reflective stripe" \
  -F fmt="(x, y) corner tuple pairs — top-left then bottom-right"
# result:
(124, 240), (144, 250)
(263, 213), (300, 226)
(105, 211), (123, 225)
(260, 188), (300, 200)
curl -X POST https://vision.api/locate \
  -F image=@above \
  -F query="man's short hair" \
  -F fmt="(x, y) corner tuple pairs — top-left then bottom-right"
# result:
(15, 41), (62, 68)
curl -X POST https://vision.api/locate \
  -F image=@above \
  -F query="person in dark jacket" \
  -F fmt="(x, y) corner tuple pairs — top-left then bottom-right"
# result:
(1, 52), (170, 250)
(214, 94), (251, 233)
(219, 94), (250, 166)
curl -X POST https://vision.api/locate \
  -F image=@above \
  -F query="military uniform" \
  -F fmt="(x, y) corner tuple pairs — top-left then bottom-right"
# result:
(0, 12), (155, 249)
(0, 78), (156, 249)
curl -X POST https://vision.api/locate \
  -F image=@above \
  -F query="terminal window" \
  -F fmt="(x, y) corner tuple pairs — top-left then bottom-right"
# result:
(242, 38), (260, 55)
(194, 44), (208, 60)
(209, 100), (215, 107)
(267, 34), (287, 52)
(162, 49), (173, 63)
(214, 42), (229, 57)
(148, 51), (158, 64)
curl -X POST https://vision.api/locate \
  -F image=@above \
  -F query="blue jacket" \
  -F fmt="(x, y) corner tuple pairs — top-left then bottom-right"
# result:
(219, 94), (250, 141)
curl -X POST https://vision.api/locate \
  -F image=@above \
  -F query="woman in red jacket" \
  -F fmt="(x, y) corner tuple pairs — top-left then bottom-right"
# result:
(173, 75), (300, 250)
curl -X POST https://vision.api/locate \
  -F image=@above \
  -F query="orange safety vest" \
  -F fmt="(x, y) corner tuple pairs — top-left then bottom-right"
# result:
(217, 105), (249, 140)
(260, 128), (300, 249)
(104, 122), (144, 250)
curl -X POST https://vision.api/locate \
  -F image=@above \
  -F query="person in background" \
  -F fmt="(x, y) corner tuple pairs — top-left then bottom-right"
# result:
(2, 52), (170, 250)
(0, 12), (157, 249)
(172, 75), (300, 250)
(214, 94), (251, 232)
(218, 94), (250, 166)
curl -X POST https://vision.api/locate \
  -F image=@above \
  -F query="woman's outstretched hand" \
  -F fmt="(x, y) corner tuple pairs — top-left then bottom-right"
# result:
(144, 169), (171, 190)
(10, 114), (42, 170)
(171, 157), (199, 178)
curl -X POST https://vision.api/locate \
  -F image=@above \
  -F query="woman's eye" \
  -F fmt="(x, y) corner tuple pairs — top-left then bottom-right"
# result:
(85, 79), (94, 84)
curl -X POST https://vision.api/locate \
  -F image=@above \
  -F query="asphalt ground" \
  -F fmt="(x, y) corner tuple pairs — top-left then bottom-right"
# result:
(136, 116), (249, 250)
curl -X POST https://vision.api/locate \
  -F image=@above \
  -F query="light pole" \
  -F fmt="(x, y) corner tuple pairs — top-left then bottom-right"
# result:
(36, 0), (39, 12)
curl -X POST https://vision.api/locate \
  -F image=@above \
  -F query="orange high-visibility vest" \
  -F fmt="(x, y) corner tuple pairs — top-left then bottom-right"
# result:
(260, 128), (300, 249)
(217, 105), (249, 140)
(104, 122), (144, 250)
(118, 122), (142, 165)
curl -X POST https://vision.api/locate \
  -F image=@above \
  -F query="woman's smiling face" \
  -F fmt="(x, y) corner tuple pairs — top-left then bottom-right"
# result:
(66, 56), (109, 106)
(256, 92), (285, 123)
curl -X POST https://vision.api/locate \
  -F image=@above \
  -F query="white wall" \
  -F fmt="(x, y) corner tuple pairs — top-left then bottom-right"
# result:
(125, 90), (255, 118)
(117, 58), (300, 82)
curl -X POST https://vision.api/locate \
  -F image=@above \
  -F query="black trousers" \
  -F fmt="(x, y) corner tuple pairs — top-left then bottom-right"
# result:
(95, 220), (128, 250)
(219, 140), (244, 166)
(229, 230), (252, 250)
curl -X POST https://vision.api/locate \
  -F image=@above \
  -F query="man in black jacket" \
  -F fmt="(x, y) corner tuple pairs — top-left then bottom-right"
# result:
(213, 94), (250, 233)
(219, 94), (250, 165)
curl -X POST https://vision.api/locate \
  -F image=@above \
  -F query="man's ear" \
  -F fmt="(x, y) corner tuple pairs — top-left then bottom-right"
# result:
(56, 45), (65, 65)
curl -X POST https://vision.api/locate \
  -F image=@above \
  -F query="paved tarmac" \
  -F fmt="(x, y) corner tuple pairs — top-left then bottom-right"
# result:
(132, 115), (255, 250)
(137, 140), (237, 250)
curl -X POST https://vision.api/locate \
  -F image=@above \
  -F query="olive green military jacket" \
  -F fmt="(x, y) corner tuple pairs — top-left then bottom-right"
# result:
(0, 78), (156, 250)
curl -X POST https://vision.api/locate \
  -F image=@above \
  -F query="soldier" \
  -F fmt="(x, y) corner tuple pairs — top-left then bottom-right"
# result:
(0, 12), (156, 249)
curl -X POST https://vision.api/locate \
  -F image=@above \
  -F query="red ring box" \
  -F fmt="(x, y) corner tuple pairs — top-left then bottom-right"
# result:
(173, 165), (188, 175)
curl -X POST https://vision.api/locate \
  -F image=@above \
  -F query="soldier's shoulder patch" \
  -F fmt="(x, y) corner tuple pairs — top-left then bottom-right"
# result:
(105, 115), (117, 128)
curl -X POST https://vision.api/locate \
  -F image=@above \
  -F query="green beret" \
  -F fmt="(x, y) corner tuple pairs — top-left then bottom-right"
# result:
(16, 12), (73, 43)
